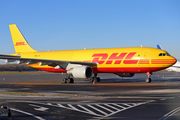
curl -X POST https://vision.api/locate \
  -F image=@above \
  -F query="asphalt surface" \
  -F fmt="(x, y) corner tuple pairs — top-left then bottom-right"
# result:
(0, 71), (180, 120)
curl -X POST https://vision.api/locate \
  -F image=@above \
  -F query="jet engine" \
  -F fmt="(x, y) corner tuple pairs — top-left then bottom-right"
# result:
(115, 73), (135, 77)
(67, 66), (93, 79)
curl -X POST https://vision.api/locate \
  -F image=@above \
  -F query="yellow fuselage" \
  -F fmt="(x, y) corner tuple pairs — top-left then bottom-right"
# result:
(14, 47), (176, 73)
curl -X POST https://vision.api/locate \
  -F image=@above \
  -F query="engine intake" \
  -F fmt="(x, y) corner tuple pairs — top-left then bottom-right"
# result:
(67, 66), (93, 79)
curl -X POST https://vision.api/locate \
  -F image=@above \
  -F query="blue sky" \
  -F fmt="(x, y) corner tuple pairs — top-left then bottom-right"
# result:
(0, 0), (180, 63)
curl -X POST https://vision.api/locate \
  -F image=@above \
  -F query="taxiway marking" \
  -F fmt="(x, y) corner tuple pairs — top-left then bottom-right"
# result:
(77, 105), (97, 115)
(11, 108), (45, 120)
(13, 100), (158, 119)
(96, 104), (114, 113)
(29, 104), (49, 111)
(88, 104), (108, 115)
(159, 106), (180, 120)
(48, 102), (147, 118)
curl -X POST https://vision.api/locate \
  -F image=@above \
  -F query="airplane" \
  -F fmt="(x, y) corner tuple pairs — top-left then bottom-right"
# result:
(166, 61), (180, 72)
(0, 24), (177, 83)
(157, 45), (180, 72)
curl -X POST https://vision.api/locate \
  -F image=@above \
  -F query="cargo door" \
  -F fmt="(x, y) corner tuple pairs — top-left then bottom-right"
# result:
(143, 50), (150, 60)
(138, 50), (150, 72)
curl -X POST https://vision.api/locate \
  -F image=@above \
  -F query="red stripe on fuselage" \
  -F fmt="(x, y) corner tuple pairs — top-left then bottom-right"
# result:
(139, 59), (149, 64)
(151, 59), (176, 64)
(35, 67), (166, 74)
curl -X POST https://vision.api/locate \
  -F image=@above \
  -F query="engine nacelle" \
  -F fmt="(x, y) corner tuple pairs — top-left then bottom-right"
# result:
(115, 73), (135, 77)
(67, 66), (93, 79)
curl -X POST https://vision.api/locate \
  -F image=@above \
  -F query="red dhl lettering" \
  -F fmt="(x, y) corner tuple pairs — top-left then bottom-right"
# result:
(124, 52), (136, 59)
(123, 52), (138, 64)
(106, 53), (127, 64)
(92, 52), (138, 64)
(15, 42), (27, 46)
(92, 53), (108, 64)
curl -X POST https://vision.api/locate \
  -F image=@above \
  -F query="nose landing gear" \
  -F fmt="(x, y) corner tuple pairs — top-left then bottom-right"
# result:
(146, 72), (152, 83)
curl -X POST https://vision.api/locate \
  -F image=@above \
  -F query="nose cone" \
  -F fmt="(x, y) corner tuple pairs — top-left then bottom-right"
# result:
(172, 56), (177, 65)
(168, 56), (177, 67)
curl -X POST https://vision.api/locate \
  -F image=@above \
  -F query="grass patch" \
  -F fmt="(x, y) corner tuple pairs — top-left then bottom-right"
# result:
(0, 91), (81, 97)
(0, 91), (45, 96)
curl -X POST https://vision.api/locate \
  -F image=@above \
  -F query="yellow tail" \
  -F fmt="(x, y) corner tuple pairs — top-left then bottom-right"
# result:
(9, 24), (37, 53)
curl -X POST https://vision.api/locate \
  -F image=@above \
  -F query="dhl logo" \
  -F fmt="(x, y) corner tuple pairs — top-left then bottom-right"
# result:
(15, 42), (27, 46)
(92, 52), (139, 64)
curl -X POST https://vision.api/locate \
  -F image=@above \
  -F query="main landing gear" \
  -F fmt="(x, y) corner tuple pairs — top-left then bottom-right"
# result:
(89, 74), (101, 83)
(62, 74), (74, 83)
(146, 72), (152, 83)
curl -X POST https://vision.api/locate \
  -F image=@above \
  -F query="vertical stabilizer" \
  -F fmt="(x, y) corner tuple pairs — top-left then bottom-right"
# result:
(157, 45), (163, 50)
(9, 24), (37, 53)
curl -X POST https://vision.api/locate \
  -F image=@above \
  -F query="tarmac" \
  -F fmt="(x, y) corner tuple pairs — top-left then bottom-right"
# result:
(0, 71), (180, 120)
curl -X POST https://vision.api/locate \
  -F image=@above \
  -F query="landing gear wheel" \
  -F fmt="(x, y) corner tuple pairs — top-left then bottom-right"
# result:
(66, 78), (70, 83)
(70, 78), (74, 83)
(62, 75), (74, 83)
(96, 77), (100, 82)
(146, 78), (151, 83)
(62, 78), (67, 83)
(89, 78), (93, 83)
(89, 75), (101, 83)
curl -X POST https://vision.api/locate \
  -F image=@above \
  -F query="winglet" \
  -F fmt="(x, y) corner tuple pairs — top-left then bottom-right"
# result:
(9, 24), (37, 53)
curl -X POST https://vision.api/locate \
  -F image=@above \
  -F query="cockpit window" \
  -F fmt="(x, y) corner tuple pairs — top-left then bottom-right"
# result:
(159, 53), (171, 56)
(166, 53), (171, 56)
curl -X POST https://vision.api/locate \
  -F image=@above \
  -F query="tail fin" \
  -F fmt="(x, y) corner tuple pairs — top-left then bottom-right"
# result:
(9, 24), (37, 53)
(157, 44), (163, 50)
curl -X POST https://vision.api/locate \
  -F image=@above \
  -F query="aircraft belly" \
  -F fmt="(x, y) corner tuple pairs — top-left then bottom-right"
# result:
(92, 67), (165, 73)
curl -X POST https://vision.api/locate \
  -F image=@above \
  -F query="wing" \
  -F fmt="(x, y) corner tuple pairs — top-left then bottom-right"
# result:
(171, 66), (180, 68)
(0, 54), (98, 69)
